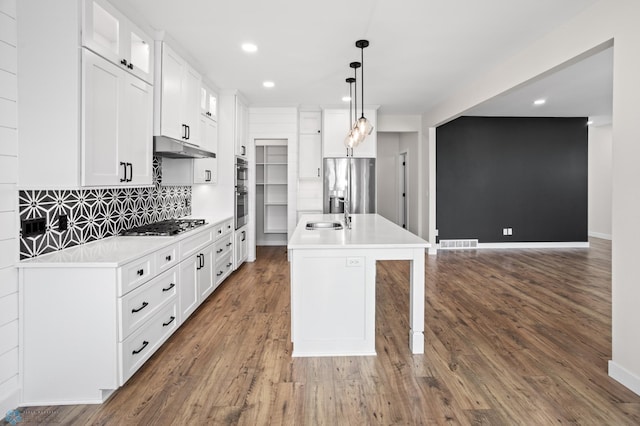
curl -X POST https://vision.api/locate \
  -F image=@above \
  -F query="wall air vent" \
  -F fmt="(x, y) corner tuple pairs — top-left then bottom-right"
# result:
(439, 239), (479, 250)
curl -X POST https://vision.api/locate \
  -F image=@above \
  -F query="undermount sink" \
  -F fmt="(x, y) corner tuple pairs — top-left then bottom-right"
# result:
(305, 221), (343, 230)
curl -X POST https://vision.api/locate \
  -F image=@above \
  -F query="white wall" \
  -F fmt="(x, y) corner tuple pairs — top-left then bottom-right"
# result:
(588, 123), (612, 239)
(422, 0), (640, 396)
(0, 0), (20, 413)
(376, 133), (399, 224)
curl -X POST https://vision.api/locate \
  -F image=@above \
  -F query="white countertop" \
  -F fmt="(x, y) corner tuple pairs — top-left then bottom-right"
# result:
(18, 222), (217, 268)
(288, 214), (431, 250)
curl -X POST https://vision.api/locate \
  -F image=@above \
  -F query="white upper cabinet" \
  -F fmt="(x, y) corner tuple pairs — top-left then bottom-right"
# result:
(299, 111), (322, 179)
(322, 108), (377, 158)
(201, 84), (218, 122)
(155, 42), (202, 146)
(82, 47), (153, 186)
(194, 115), (218, 184)
(235, 96), (248, 158)
(17, 0), (154, 189)
(82, 0), (154, 84)
(300, 111), (322, 135)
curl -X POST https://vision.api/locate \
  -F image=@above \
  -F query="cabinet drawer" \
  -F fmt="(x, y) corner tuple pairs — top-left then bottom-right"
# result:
(214, 235), (233, 259)
(221, 219), (234, 237)
(212, 223), (224, 239)
(119, 267), (178, 340)
(118, 254), (156, 296)
(156, 243), (179, 274)
(180, 229), (213, 260)
(215, 253), (234, 286)
(120, 301), (178, 384)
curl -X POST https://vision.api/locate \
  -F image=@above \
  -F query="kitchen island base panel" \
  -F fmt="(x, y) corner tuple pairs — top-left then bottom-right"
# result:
(289, 244), (426, 356)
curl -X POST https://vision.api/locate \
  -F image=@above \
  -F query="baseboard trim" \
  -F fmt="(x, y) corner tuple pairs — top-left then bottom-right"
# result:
(435, 241), (590, 250)
(609, 360), (640, 397)
(589, 231), (612, 240)
(477, 242), (589, 249)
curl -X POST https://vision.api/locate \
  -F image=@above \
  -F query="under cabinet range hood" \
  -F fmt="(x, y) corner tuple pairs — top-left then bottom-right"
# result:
(153, 136), (216, 159)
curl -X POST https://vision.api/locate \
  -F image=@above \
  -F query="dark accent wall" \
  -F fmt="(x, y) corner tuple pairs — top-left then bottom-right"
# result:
(436, 116), (588, 243)
(19, 157), (192, 259)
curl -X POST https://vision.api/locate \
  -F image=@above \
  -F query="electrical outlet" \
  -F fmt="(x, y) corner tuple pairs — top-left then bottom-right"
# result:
(22, 217), (47, 237)
(346, 257), (363, 267)
(508, 228), (513, 236)
(503, 228), (508, 236)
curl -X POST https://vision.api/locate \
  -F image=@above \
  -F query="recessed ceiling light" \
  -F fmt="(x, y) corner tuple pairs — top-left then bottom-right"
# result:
(533, 99), (546, 105)
(342, 96), (351, 102)
(241, 43), (257, 53)
(263, 81), (275, 88)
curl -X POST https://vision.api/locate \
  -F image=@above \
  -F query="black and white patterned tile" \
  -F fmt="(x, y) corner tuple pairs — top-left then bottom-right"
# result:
(19, 157), (192, 259)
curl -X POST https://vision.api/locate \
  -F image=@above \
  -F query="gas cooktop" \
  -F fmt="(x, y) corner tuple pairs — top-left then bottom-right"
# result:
(120, 219), (207, 236)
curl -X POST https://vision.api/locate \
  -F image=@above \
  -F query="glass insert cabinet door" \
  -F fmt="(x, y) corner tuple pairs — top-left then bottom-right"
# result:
(82, 0), (154, 84)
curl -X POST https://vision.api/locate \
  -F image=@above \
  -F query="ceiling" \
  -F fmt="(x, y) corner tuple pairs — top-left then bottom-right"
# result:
(111, 0), (610, 118)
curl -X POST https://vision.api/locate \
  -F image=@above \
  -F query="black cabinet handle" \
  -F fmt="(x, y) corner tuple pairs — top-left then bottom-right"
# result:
(132, 340), (149, 355)
(241, 145), (246, 156)
(317, 129), (321, 134)
(216, 271), (223, 277)
(131, 301), (149, 313)
(120, 162), (127, 182)
(126, 163), (133, 182)
(162, 283), (175, 292)
(226, 262), (233, 268)
(218, 229), (222, 234)
(137, 269), (144, 276)
(165, 255), (172, 262)
(127, 63), (133, 70)
(205, 170), (211, 182)
(216, 248), (223, 254)
(182, 124), (187, 139)
(226, 242), (232, 247)
(162, 316), (176, 327)
(241, 231), (246, 242)
(185, 125), (190, 140)
(120, 59), (127, 66)
(317, 168), (320, 177)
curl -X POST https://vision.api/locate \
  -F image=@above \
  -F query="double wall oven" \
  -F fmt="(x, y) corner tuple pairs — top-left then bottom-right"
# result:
(235, 157), (248, 230)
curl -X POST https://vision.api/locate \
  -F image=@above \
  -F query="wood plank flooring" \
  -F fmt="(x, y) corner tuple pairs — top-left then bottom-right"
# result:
(17, 239), (640, 425)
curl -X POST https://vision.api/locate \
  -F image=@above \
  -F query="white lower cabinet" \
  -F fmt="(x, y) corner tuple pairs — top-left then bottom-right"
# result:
(19, 217), (234, 405)
(234, 226), (248, 269)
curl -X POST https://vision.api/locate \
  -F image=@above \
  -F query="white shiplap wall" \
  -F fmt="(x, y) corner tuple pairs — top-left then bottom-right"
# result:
(0, 0), (19, 413)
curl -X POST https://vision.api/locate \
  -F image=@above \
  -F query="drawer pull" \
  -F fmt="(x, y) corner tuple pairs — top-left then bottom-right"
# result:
(226, 262), (233, 268)
(226, 242), (232, 247)
(137, 269), (144, 276)
(163, 316), (176, 327)
(162, 283), (175, 292)
(132, 340), (149, 355)
(165, 255), (172, 262)
(216, 271), (223, 277)
(132, 301), (149, 313)
(216, 248), (223, 254)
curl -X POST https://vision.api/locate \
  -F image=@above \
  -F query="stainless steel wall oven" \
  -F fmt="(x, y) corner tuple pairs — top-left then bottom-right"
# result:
(235, 157), (248, 229)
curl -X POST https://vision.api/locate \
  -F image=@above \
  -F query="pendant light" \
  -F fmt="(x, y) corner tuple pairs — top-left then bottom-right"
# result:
(354, 40), (373, 144)
(343, 76), (357, 154)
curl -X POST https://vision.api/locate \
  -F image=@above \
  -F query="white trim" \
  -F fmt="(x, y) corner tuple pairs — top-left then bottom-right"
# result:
(589, 231), (612, 240)
(435, 241), (590, 250)
(609, 360), (640, 397)
(479, 242), (589, 249)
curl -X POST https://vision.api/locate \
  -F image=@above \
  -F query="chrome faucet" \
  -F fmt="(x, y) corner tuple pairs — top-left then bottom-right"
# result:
(338, 197), (352, 229)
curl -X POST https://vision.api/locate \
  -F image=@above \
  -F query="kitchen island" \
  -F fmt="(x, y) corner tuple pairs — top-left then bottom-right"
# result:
(288, 213), (431, 357)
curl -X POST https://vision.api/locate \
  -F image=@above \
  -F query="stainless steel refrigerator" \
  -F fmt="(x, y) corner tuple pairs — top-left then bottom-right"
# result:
(323, 158), (376, 214)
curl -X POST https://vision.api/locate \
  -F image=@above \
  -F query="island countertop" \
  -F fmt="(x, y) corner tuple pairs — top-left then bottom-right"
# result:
(288, 213), (431, 250)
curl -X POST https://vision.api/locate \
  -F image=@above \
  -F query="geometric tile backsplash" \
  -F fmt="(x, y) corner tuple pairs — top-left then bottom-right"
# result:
(19, 157), (192, 259)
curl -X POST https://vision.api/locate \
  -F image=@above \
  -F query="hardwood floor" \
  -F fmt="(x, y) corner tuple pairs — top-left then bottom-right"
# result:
(17, 239), (640, 425)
